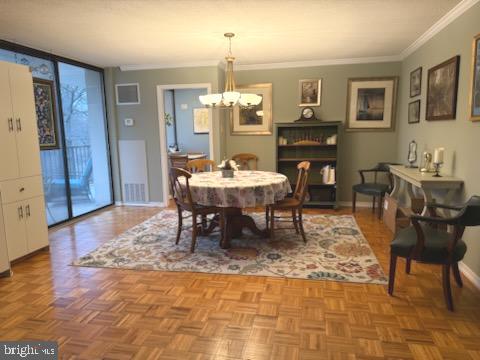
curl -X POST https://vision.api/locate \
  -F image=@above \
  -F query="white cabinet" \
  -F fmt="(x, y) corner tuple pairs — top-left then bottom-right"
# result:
(0, 60), (49, 265)
(0, 61), (41, 182)
(0, 206), (10, 275)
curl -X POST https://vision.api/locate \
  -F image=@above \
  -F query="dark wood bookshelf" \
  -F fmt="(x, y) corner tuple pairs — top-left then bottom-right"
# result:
(276, 121), (341, 209)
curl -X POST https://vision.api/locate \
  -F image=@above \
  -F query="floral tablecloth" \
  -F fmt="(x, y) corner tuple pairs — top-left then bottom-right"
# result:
(181, 171), (292, 208)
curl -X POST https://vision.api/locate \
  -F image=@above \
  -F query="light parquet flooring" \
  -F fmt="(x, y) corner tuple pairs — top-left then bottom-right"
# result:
(1, 205), (480, 360)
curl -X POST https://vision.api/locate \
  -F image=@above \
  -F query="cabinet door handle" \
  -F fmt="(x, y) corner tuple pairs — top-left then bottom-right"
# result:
(7, 118), (14, 132)
(18, 206), (24, 220)
(16, 118), (22, 131)
(25, 204), (30, 217)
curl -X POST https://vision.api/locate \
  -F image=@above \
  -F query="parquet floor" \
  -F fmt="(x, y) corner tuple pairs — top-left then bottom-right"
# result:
(1, 205), (480, 360)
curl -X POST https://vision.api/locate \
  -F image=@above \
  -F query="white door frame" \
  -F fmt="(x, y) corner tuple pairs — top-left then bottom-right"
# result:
(156, 83), (214, 206)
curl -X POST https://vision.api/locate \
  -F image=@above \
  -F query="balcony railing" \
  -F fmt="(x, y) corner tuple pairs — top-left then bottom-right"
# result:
(41, 145), (91, 181)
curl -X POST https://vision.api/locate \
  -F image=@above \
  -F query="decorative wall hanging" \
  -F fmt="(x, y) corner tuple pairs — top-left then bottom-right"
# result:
(410, 67), (422, 97)
(426, 56), (460, 121)
(230, 83), (272, 135)
(298, 79), (321, 106)
(408, 100), (420, 124)
(470, 33), (480, 121)
(345, 77), (398, 131)
(33, 78), (59, 149)
(193, 108), (209, 134)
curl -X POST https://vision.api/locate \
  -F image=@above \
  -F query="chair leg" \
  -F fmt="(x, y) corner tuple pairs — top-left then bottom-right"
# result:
(298, 209), (307, 243)
(265, 206), (270, 231)
(352, 191), (357, 213)
(372, 196), (376, 213)
(405, 258), (411, 274)
(292, 209), (299, 234)
(452, 262), (463, 288)
(270, 208), (275, 240)
(388, 254), (397, 295)
(190, 215), (198, 253)
(378, 195), (383, 219)
(442, 264), (454, 311)
(175, 207), (183, 245)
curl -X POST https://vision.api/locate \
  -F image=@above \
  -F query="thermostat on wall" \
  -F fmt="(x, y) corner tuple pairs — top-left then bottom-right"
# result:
(124, 118), (134, 127)
(180, 104), (188, 110)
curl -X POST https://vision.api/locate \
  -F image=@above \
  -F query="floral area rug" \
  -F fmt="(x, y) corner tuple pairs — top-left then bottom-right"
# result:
(73, 210), (387, 284)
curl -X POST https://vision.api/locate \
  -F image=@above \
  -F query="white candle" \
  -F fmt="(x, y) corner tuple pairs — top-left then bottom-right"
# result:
(433, 148), (444, 163)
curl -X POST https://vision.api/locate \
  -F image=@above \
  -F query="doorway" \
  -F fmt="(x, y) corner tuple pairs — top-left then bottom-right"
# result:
(156, 83), (214, 205)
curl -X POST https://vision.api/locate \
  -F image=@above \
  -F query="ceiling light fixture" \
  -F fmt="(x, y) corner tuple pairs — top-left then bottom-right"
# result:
(199, 33), (262, 108)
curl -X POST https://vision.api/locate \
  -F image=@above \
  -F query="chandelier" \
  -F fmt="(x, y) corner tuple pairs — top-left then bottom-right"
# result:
(199, 33), (262, 108)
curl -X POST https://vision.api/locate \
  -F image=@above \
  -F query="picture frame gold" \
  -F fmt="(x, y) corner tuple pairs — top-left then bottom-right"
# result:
(230, 83), (273, 135)
(470, 33), (480, 121)
(345, 77), (398, 132)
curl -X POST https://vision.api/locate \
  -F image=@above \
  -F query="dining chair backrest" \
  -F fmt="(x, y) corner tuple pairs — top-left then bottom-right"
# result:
(293, 161), (311, 204)
(457, 196), (480, 227)
(187, 159), (216, 173)
(169, 154), (188, 169)
(232, 153), (258, 170)
(169, 167), (194, 207)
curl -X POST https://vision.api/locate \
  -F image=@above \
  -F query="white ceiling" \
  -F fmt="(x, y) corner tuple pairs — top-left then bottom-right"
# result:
(0, 0), (463, 68)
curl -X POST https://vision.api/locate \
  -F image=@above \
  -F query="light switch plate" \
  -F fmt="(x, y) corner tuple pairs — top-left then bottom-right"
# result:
(124, 118), (134, 126)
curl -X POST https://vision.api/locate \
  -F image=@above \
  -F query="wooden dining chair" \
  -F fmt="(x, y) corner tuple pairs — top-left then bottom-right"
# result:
(266, 161), (310, 242)
(169, 154), (189, 169)
(186, 159), (216, 173)
(232, 153), (258, 170)
(169, 167), (219, 252)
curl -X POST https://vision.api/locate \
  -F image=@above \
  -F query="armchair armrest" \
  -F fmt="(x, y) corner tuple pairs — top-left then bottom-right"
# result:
(425, 202), (463, 211)
(410, 213), (458, 225)
(358, 169), (379, 183)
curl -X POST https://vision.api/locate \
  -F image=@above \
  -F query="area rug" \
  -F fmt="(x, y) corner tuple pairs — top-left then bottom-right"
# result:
(72, 210), (387, 284)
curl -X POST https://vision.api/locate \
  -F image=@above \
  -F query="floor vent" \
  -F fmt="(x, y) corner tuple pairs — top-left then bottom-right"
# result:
(123, 183), (146, 203)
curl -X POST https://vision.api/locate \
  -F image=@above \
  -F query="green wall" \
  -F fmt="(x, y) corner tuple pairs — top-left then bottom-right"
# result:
(396, 2), (480, 275)
(230, 63), (402, 202)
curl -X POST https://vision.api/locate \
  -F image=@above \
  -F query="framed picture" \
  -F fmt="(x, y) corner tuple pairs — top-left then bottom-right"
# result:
(345, 77), (398, 131)
(298, 79), (321, 106)
(230, 83), (272, 135)
(33, 78), (59, 150)
(470, 33), (480, 121)
(426, 55), (460, 121)
(193, 108), (209, 134)
(410, 67), (422, 97)
(408, 100), (421, 124)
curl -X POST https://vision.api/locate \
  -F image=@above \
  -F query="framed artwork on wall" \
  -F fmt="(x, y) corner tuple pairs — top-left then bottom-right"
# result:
(33, 78), (59, 150)
(345, 77), (398, 131)
(193, 108), (209, 134)
(470, 33), (480, 121)
(408, 100), (420, 124)
(426, 55), (460, 121)
(410, 67), (422, 97)
(298, 79), (321, 106)
(230, 83), (272, 135)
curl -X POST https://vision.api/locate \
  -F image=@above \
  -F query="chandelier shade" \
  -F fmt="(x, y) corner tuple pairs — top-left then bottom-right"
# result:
(199, 33), (262, 109)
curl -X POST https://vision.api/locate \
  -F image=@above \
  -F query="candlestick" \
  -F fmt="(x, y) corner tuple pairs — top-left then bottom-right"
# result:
(433, 147), (444, 164)
(433, 162), (443, 177)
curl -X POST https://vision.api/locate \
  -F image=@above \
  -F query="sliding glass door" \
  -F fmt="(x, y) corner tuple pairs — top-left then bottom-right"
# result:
(58, 63), (112, 217)
(0, 42), (113, 226)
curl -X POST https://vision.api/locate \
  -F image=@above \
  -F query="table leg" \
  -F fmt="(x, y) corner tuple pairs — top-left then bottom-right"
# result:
(390, 174), (401, 199)
(443, 189), (457, 218)
(219, 208), (269, 249)
(421, 188), (434, 216)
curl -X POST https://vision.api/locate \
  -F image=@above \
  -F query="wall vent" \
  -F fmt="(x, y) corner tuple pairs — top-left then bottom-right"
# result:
(123, 183), (146, 203)
(116, 83), (140, 105)
(118, 140), (149, 204)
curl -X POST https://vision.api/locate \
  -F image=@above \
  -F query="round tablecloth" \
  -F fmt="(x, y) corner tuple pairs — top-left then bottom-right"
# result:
(182, 170), (292, 208)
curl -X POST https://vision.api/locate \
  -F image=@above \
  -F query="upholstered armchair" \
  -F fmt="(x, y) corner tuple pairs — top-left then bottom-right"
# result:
(388, 196), (480, 311)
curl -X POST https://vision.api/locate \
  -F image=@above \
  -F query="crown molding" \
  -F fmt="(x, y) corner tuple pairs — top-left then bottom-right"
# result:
(400, 0), (480, 59)
(119, 60), (221, 71)
(234, 55), (401, 71)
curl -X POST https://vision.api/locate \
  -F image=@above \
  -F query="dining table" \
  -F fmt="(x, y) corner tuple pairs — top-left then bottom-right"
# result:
(182, 170), (292, 248)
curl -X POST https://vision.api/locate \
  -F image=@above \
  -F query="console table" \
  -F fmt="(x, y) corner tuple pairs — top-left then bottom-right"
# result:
(388, 165), (464, 216)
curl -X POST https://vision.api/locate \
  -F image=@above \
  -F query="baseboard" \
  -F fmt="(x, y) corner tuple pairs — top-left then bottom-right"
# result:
(338, 201), (372, 208)
(115, 201), (166, 208)
(459, 262), (480, 290)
